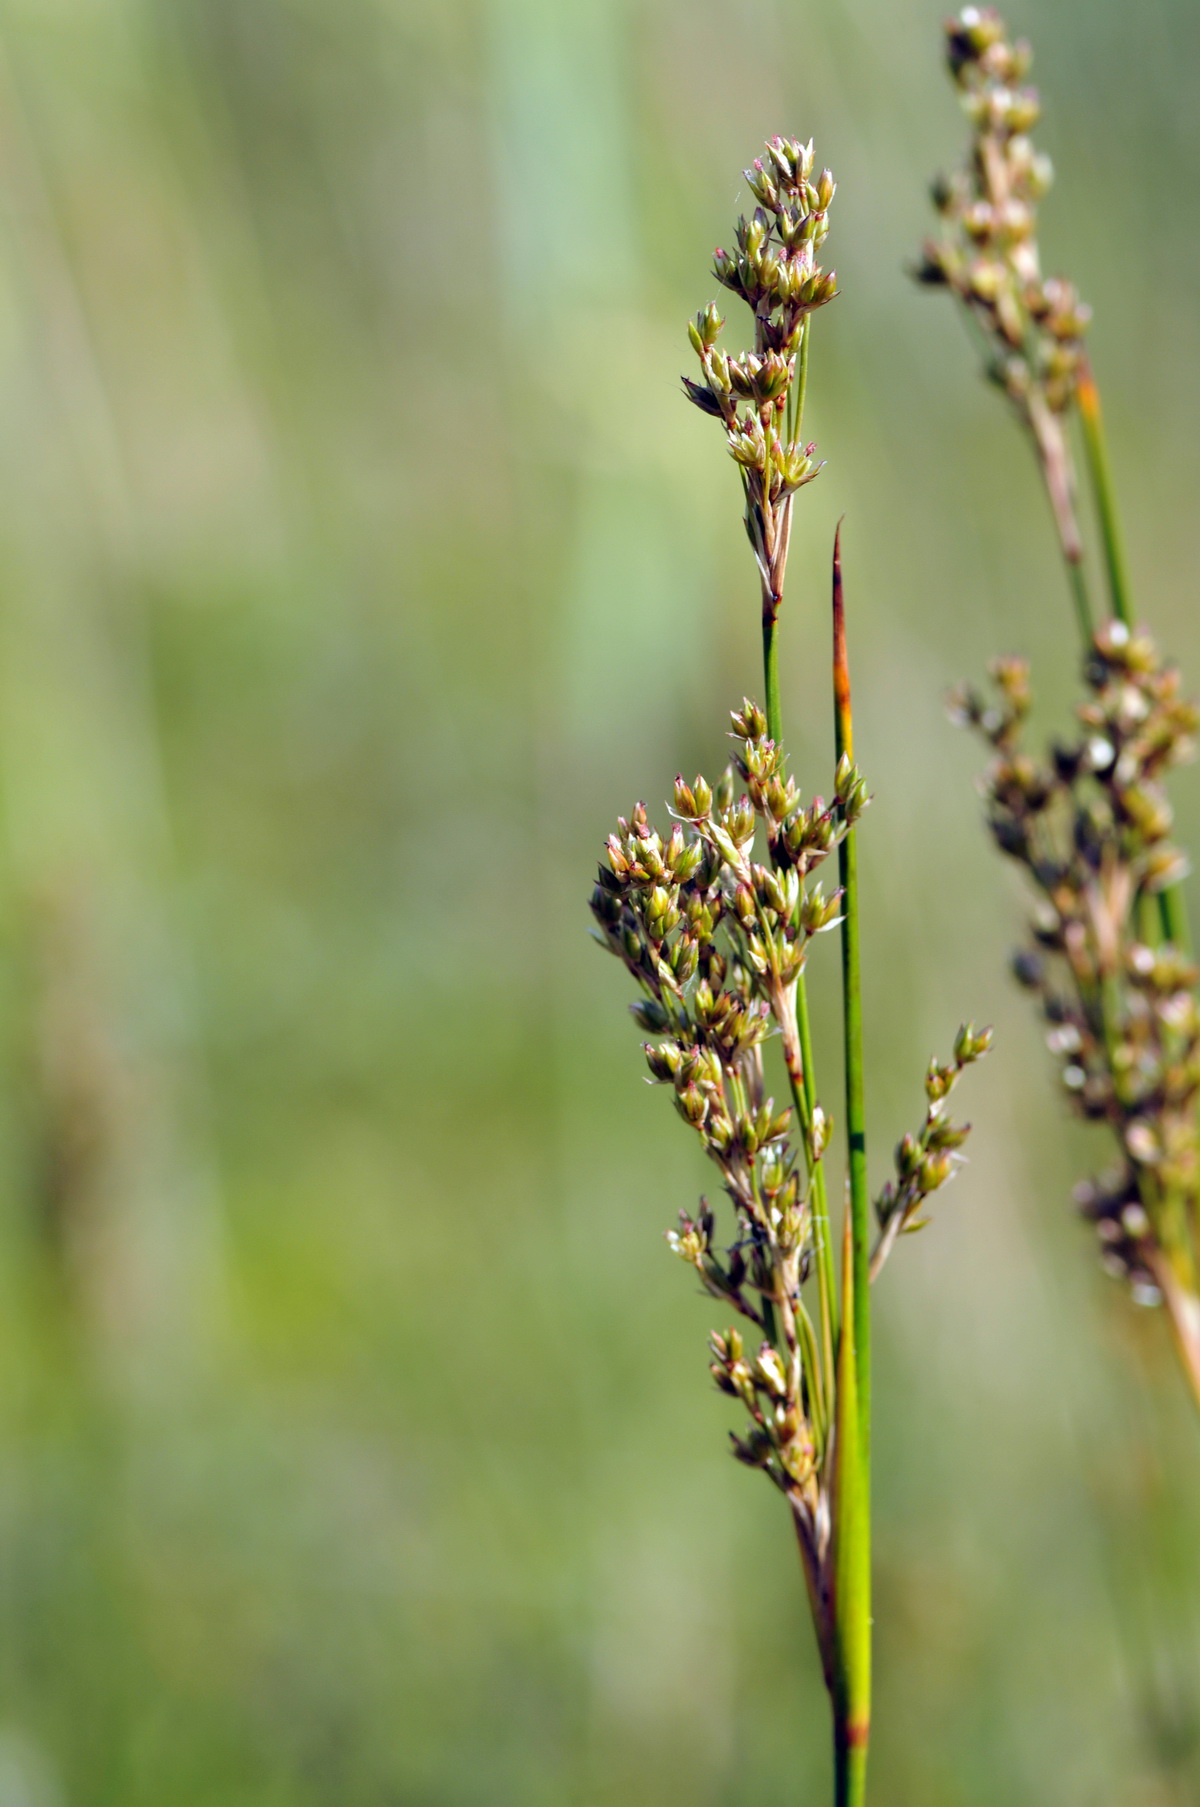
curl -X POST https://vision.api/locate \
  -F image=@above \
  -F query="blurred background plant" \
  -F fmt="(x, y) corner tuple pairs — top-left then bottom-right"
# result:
(919, 5), (1200, 1416)
(0, 1), (1199, 1804)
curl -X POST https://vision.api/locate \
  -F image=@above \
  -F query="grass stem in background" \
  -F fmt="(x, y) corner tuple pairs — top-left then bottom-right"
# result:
(1066, 557), (1094, 650)
(1076, 361), (1132, 629)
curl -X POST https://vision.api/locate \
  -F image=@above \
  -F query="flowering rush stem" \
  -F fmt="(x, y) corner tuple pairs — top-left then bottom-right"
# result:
(831, 529), (871, 1803)
(832, 1215), (869, 1807)
(592, 136), (991, 1805)
(832, 525), (870, 1449)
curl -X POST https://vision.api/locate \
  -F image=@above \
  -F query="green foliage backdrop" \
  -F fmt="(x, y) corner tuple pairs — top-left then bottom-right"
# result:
(0, 0), (1197, 1800)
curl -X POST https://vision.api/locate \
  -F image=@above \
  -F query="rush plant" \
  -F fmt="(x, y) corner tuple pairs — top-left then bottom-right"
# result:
(590, 138), (990, 1806)
(918, 7), (1200, 1406)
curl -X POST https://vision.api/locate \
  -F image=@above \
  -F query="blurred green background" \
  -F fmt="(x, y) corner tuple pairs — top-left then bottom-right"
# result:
(0, 0), (1198, 1801)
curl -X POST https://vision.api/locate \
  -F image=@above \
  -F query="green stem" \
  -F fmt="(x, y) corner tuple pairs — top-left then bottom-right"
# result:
(796, 985), (839, 1379)
(1066, 556), (1094, 651)
(795, 1293), (828, 1455)
(764, 329), (870, 1803)
(794, 314), (810, 441)
(831, 1212), (870, 1807)
(1076, 363), (1131, 627)
(762, 602), (782, 759)
(830, 527), (871, 1803)
(832, 527), (871, 1457)
(1160, 881), (1192, 956)
(835, 1734), (869, 1807)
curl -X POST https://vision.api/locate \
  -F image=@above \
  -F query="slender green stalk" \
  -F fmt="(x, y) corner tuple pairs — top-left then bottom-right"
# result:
(1076, 362), (1132, 628)
(791, 313), (811, 443)
(832, 527), (871, 1450)
(830, 527), (871, 1803)
(762, 605), (783, 762)
(802, 998), (840, 1355)
(832, 1214), (870, 1807)
(834, 1718), (869, 1807)
(782, 998), (838, 1394)
(795, 1295), (829, 1452)
(1065, 555), (1094, 651)
(761, 560), (856, 1782)
(1159, 882), (1192, 955)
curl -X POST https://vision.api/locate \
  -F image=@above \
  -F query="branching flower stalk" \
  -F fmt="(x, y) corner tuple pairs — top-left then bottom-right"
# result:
(920, 8), (1200, 1408)
(591, 141), (991, 1805)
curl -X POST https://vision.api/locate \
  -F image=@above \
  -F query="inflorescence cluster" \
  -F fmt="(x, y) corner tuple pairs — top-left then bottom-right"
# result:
(954, 625), (1200, 1310)
(917, 6), (1091, 560)
(591, 702), (984, 1611)
(591, 702), (864, 1530)
(684, 137), (837, 618)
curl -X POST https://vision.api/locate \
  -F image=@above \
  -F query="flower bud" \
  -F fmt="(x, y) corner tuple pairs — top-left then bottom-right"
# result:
(809, 1103), (831, 1161)
(630, 998), (670, 1034)
(731, 699), (768, 741)
(700, 301), (723, 345)
(682, 376), (723, 417)
(644, 1039), (682, 1081)
(896, 1131), (921, 1179)
(954, 1022), (994, 1064)
(753, 1344), (789, 1399)
(675, 1083), (709, 1127)
(727, 799), (756, 847)
(919, 1151), (954, 1193)
(925, 1058), (954, 1103)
